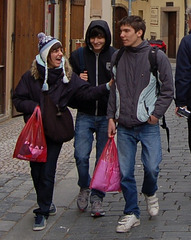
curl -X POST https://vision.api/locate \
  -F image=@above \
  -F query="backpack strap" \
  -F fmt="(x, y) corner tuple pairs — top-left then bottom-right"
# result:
(160, 115), (170, 152)
(149, 46), (170, 152)
(114, 47), (126, 68)
(149, 46), (160, 94)
(78, 47), (85, 73)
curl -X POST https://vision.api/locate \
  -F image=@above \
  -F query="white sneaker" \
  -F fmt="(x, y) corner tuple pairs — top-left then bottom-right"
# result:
(144, 193), (159, 216)
(116, 214), (140, 233)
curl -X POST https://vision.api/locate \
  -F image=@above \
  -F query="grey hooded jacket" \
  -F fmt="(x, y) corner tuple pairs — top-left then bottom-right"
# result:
(107, 40), (174, 128)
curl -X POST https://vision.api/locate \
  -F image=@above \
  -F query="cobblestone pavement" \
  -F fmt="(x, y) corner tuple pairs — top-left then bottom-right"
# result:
(1, 63), (191, 240)
(0, 109), (77, 239)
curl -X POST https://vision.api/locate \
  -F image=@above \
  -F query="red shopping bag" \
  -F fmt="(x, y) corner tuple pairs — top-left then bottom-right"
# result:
(90, 137), (121, 192)
(13, 106), (47, 162)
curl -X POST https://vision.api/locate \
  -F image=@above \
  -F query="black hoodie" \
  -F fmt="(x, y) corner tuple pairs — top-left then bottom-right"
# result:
(69, 20), (116, 116)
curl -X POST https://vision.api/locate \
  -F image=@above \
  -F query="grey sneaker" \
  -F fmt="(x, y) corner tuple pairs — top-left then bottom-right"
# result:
(116, 214), (140, 233)
(49, 203), (57, 216)
(33, 214), (47, 231)
(91, 200), (105, 217)
(144, 193), (159, 217)
(77, 188), (90, 211)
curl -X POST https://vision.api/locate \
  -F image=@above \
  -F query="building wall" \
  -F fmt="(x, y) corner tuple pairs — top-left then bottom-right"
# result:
(84, 0), (112, 42)
(2, 0), (191, 121)
(2, 0), (15, 122)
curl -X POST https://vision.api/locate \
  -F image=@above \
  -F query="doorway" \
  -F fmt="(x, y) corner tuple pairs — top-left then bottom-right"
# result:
(0, 0), (6, 115)
(70, 1), (85, 53)
(12, 0), (45, 116)
(161, 9), (177, 59)
(113, 6), (128, 49)
(168, 12), (176, 58)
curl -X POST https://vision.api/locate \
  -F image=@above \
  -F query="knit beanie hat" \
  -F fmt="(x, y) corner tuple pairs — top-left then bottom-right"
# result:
(37, 32), (68, 91)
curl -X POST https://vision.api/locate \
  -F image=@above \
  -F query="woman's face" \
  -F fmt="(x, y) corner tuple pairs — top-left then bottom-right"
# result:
(48, 47), (63, 68)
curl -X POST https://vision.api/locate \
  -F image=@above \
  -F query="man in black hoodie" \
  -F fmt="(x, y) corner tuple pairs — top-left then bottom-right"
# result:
(70, 20), (115, 217)
(175, 6), (191, 151)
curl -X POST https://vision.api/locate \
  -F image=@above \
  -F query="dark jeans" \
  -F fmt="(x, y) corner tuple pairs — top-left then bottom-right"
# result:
(30, 137), (63, 217)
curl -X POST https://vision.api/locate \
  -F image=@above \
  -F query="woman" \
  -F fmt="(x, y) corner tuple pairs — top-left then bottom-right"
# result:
(12, 32), (111, 231)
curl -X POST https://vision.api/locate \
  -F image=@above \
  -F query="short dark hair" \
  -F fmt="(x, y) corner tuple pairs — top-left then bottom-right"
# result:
(89, 27), (105, 38)
(119, 15), (146, 40)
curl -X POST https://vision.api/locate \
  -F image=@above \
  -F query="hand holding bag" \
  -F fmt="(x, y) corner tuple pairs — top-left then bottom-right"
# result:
(90, 137), (121, 192)
(13, 106), (47, 162)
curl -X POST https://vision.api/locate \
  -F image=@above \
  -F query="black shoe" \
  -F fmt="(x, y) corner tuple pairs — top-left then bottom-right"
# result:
(33, 214), (46, 231)
(49, 203), (57, 216)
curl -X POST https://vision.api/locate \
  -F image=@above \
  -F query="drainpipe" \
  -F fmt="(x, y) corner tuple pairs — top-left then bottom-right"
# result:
(111, 0), (116, 46)
(128, 0), (132, 16)
(124, 0), (132, 16)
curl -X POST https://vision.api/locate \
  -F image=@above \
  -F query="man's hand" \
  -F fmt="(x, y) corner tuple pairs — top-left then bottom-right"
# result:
(79, 71), (88, 81)
(147, 115), (159, 125)
(108, 78), (114, 87)
(175, 106), (187, 117)
(108, 118), (116, 137)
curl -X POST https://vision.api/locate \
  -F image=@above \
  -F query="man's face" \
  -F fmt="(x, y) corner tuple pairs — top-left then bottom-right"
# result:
(120, 24), (143, 47)
(90, 36), (106, 53)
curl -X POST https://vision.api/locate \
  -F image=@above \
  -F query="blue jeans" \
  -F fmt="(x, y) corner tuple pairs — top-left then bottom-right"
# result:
(74, 112), (108, 199)
(117, 123), (162, 218)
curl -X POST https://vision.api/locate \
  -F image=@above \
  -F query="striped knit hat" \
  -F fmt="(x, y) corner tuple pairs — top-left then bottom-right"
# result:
(37, 32), (65, 91)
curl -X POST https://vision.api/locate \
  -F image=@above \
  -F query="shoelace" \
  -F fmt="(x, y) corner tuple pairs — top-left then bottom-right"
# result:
(147, 197), (159, 208)
(118, 215), (133, 224)
(35, 215), (44, 224)
(78, 190), (89, 201)
(92, 200), (101, 207)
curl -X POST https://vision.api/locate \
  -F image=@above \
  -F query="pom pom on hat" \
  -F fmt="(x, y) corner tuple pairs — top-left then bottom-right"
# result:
(37, 32), (61, 63)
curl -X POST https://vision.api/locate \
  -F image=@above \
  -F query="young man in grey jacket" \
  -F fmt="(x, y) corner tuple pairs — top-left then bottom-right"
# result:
(107, 15), (174, 233)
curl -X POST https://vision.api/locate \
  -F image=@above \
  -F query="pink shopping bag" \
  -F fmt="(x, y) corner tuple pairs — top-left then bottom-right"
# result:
(90, 137), (121, 192)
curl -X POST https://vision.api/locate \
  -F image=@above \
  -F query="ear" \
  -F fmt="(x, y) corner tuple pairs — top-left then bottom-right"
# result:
(137, 29), (143, 38)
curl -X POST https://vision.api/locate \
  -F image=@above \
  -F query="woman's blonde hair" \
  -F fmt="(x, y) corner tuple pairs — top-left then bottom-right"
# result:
(31, 56), (72, 81)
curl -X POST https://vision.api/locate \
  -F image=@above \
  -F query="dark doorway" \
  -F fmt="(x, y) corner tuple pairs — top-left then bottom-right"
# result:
(168, 12), (176, 58)
(113, 6), (128, 49)
(0, 0), (6, 115)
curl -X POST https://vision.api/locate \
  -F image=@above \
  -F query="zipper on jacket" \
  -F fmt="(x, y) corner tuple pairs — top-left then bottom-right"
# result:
(95, 53), (99, 116)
